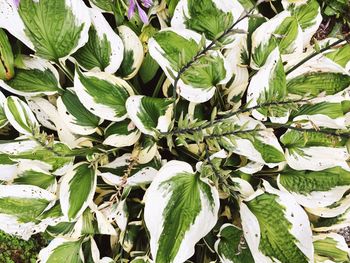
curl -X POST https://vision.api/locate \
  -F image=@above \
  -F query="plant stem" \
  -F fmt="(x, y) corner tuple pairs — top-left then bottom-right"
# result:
(56, 60), (74, 82)
(152, 73), (166, 97)
(285, 38), (346, 75)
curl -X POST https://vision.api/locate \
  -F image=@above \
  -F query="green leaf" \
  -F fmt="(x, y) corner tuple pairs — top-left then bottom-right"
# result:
(240, 181), (313, 263)
(60, 163), (97, 221)
(57, 89), (101, 135)
(126, 95), (173, 136)
(103, 119), (141, 147)
(313, 233), (350, 262)
(325, 44), (350, 68)
(4, 96), (39, 135)
(214, 223), (254, 263)
(18, 0), (90, 61)
(117, 25), (144, 80)
(171, 0), (242, 41)
(89, 0), (113, 12)
(13, 166), (56, 192)
(216, 115), (285, 167)
(247, 48), (288, 123)
(0, 56), (61, 97)
(38, 237), (84, 263)
(73, 9), (123, 74)
(287, 72), (350, 96)
(278, 167), (350, 208)
(139, 52), (160, 83)
(0, 91), (8, 129)
(74, 69), (134, 121)
(280, 129), (349, 171)
(0, 28), (15, 80)
(144, 161), (220, 263)
(149, 28), (229, 102)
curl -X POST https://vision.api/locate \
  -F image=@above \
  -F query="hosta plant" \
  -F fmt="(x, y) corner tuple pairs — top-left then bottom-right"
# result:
(1, 0), (350, 262)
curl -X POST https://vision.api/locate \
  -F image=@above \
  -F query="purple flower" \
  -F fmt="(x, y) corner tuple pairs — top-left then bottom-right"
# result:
(127, 0), (152, 24)
(13, 0), (20, 7)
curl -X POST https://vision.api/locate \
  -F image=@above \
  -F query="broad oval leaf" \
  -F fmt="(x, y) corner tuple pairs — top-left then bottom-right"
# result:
(144, 160), (220, 263)
(240, 181), (314, 263)
(171, 0), (247, 42)
(57, 88), (101, 135)
(17, 0), (91, 61)
(214, 223), (254, 263)
(60, 162), (97, 221)
(117, 25), (144, 80)
(278, 167), (350, 208)
(280, 129), (350, 171)
(215, 115), (285, 167)
(247, 47), (289, 123)
(4, 96), (39, 135)
(103, 119), (141, 147)
(126, 95), (173, 136)
(74, 69), (134, 121)
(149, 28), (231, 103)
(73, 9), (124, 74)
(0, 184), (56, 240)
(286, 55), (350, 97)
(38, 237), (84, 263)
(0, 56), (62, 96)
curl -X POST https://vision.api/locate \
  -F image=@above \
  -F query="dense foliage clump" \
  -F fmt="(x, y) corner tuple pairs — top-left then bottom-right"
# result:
(0, 0), (350, 262)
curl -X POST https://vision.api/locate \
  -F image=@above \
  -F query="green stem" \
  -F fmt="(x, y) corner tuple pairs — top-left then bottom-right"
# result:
(152, 73), (166, 97)
(56, 61), (73, 82)
(286, 38), (346, 75)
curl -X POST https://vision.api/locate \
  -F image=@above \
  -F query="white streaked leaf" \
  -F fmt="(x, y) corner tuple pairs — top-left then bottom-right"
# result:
(240, 181), (314, 263)
(103, 119), (141, 147)
(60, 162), (97, 221)
(171, 0), (247, 43)
(38, 237), (84, 263)
(74, 69), (134, 121)
(57, 88), (101, 135)
(149, 28), (232, 103)
(247, 47), (289, 123)
(126, 95), (173, 136)
(0, 184), (56, 240)
(117, 25), (144, 80)
(306, 193), (350, 218)
(0, 55), (61, 96)
(278, 167), (350, 208)
(144, 160), (220, 263)
(281, 129), (350, 171)
(4, 96), (39, 135)
(73, 9), (124, 74)
(313, 233), (350, 263)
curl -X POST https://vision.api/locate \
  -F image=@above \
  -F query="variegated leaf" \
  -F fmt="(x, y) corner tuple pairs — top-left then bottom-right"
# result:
(0, 56), (62, 96)
(117, 25), (144, 80)
(280, 129), (349, 171)
(278, 167), (350, 208)
(4, 96), (39, 135)
(57, 88), (101, 135)
(0, 90), (8, 128)
(313, 233), (350, 263)
(144, 160), (220, 263)
(306, 193), (350, 218)
(126, 95), (173, 136)
(171, 0), (247, 42)
(38, 237), (84, 263)
(74, 69), (134, 121)
(0, 184), (56, 240)
(247, 47), (289, 123)
(149, 28), (231, 103)
(214, 223), (254, 263)
(73, 9), (124, 73)
(60, 162), (97, 221)
(240, 181), (314, 263)
(103, 119), (141, 147)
